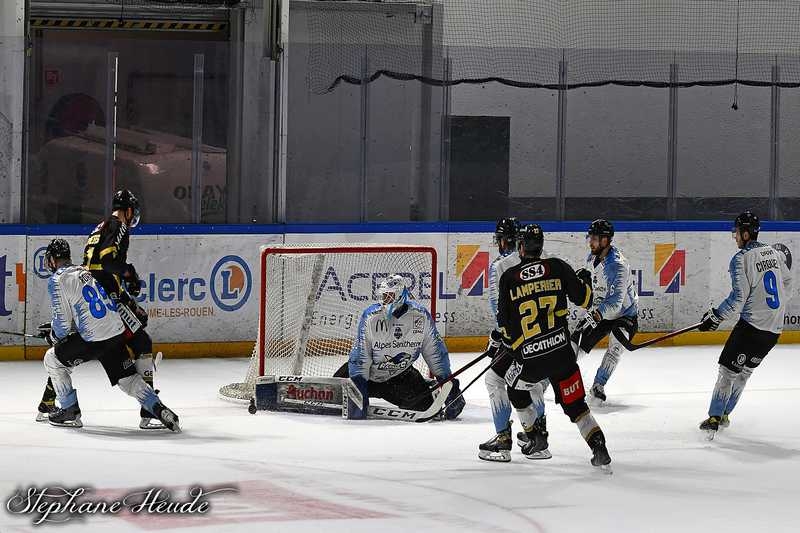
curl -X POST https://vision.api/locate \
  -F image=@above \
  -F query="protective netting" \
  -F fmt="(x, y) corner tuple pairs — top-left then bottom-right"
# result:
(219, 244), (436, 402)
(305, 0), (800, 94)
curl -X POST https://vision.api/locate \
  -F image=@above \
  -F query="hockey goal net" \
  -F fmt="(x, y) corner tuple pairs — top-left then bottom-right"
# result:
(219, 244), (438, 402)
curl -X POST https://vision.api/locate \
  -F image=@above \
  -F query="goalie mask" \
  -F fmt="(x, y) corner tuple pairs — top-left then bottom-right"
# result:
(377, 275), (411, 319)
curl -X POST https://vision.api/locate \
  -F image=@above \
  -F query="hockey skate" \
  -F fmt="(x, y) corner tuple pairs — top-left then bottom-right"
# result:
(720, 414), (730, 429)
(36, 401), (55, 422)
(152, 402), (181, 433)
(478, 422), (513, 462)
(699, 416), (720, 440)
(588, 431), (612, 473)
(519, 416), (552, 460)
(589, 383), (606, 404)
(139, 390), (167, 429)
(49, 403), (83, 428)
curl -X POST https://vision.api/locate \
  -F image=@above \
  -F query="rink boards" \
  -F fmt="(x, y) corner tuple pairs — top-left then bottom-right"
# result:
(2, 222), (799, 359)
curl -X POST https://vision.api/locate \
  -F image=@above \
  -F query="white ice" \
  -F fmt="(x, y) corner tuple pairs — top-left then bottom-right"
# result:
(1, 346), (799, 533)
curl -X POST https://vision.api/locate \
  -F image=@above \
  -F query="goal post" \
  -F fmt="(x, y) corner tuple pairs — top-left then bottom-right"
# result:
(220, 243), (438, 403)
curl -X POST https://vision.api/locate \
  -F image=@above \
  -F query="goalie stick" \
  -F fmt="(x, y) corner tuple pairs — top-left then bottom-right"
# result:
(611, 322), (702, 351)
(366, 381), (454, 423)
(405, 347), (493, 407)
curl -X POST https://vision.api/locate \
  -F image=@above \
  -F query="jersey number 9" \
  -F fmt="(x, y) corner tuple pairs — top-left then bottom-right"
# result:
(764, 270), (780, 310)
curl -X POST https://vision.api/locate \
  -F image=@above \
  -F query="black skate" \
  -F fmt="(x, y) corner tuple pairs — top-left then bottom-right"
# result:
(699, 416), (720, 440)
(139, 390), (166, 429)
(720, 414), (730, 429)
(478, 422), (512, 462)
(520, 416), (552, 460)
(152, 402), (181, 433)
(590, 384), (606, 404)
(49, 403), (82, 428)
(588, 431), (612, 473)
(36, 401), (56, 423)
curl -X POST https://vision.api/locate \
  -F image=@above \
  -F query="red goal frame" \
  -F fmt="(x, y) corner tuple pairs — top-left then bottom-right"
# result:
(257, 245), (438, 377)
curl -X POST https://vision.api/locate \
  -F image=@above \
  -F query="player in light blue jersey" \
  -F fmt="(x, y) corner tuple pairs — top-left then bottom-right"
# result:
(698, 212), (792, 437)
(334, 275), (464, 420)
(41, 239), (180, 432)
(571, 219), (639, 404)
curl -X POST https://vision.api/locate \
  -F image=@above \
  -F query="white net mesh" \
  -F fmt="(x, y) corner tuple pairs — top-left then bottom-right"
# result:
(219, 244), (437, 402)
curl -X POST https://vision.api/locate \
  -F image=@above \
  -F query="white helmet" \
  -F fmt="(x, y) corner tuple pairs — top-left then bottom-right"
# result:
(377, 275), (410, 318)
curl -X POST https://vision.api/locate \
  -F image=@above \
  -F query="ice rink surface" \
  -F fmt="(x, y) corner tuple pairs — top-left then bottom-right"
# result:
(1, 346), (799, 533)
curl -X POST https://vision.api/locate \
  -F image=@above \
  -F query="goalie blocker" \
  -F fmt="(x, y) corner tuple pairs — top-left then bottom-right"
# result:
(254, 375), (452, 423)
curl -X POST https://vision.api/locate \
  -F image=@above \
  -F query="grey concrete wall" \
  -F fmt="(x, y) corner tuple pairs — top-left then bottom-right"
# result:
(0, 0), (24, 223)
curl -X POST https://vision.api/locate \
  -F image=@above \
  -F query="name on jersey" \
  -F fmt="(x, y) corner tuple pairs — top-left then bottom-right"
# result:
(510, 279), (562, 301)
(756, 258), (779, 272)
(373, 340), (422, 351)
(521, 328), (567, 358)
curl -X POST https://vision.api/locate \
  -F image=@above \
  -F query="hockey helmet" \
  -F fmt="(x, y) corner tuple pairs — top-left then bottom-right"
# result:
(587, 219), (614, 239)
(45, 238), (71, 273)
(112, 189), (141, 227)
(518, 224), (544, 259)
(377, 275), (411, 318)
(733, 211), (760, 239)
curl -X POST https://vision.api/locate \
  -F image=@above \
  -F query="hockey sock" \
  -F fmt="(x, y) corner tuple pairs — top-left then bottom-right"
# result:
(40, 377), (56, 407)
(135, 353), (155, 388)
(575, 410), (602, 444)
(530, 380), (546, 419)
(515, 405), (537, 432)
(43, 348), (77, 408)
(486, 369), (512, 433)
(709, 365), (737, 418)
(724, 366), (753, 416)
(118, 374), (159, 413)
(594, 334), (625, 386)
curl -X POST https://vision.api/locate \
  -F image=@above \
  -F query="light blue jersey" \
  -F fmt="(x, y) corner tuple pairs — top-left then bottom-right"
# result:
(586, 245), (638, 320)
(48, 264), (125, 342)
(488, 251), (520, 324)
(715, 242), (792, 334)
(348, 301), (451, 384)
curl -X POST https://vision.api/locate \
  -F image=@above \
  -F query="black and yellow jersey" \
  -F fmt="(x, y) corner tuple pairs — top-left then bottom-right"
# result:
(498, 257), (592, 358)
(82, 215), (130, 297)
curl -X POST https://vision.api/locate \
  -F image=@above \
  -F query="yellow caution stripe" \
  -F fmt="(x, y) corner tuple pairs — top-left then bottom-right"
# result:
(30, 19), (227, 32)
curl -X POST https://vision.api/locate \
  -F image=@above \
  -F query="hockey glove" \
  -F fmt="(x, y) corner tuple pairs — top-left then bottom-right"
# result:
(124, 264), (142, 296)
(444, 378), (465, 420)
(37, 323), (55, 346)
(580, 310), (601, 334)
(699, 308), (721, 331)
(485, 330), (504, 359)
(576, 268), (593, 289)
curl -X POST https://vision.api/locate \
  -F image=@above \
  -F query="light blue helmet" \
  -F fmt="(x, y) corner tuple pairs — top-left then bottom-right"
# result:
(378, 275), (410, 319)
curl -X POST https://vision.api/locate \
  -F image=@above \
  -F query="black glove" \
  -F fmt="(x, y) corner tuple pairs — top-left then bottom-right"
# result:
(37, 323), (55, 346)
(576, 268), (593, 289)
(699, 308), (721, 331)
(580, 310), (601, 334)
(124, 264), (142, 297)
(485, 330), (504, 358)
(444, 378), (465, 420)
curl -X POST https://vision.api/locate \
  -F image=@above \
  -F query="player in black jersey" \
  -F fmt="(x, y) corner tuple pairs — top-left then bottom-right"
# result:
(496, 224), (611, 469)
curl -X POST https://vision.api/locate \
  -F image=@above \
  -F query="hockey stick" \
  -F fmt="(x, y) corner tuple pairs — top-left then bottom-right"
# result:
(0, 330), (41, 339)
(405, 348), (491, 407)
(611, 322), (702, 351)
(368, 381), (454, 423)
(439, 356), (499, 416)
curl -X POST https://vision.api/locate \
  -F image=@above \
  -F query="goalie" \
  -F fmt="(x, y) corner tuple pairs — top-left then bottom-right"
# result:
(333, 275), (465, 420)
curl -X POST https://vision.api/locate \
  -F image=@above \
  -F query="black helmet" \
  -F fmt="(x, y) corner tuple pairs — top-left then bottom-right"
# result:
(734, 211), (760, 239)
(587, 219), (614, 239)
(518, 224), (544, 259)
(112, 189), (141, 227)
(45, 239), (71, 272)
(495, 217), (521, 242)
